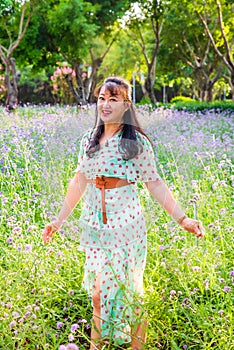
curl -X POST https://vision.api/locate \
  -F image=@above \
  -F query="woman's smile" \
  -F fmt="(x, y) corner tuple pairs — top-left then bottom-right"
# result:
(97, 87), (127, 124)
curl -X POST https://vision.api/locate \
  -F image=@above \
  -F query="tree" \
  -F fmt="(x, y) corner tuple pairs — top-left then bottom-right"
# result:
(197, 0), (234, 100)
(162, 0), (225, 101)
(100, 30), (144, 81)
(59, 0), (134, 103)
(124, 0), (168, 103)
(18, 0), (134, 104)
(0, 0), (35, 109)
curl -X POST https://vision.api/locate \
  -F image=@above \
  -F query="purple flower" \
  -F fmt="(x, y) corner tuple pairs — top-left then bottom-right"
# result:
(190, 288), (199, 294)
(208, 223), (215, 229)
(218, 278), (225, 283)
(70, 323), (79, 332)
(57, 322), (64, 330)
(68, 334), (74, 341)
(59, 346), (67, 350)
(192, 266), (201, 272)
(204, 279), (209, 290)
(223, 286), (232, 293)
(78, 319), (87, 323)
(25, 244), (32, 252)
(218, 310), (224, 314)
(160, 245), (167, 251)
(229, 270), (234, 277)
(10, 321), (17, 329)
(170, 290), (176, 295)
(66, 344), (79, 350)
(181, 298), (189, 307)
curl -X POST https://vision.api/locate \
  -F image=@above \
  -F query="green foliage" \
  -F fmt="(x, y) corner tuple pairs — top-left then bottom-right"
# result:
(46, 0), (97, 61)
(170, 96), (195, 103)
(0, 0), (36, 47)
(0, 0), (13, 16)
(139, 95), (152, 105)
(101, 30), (144, 79)
(1, 0), (233, 103)
(18, 65), (49, 87)
(160, 0), (234, 101)
(89, 0), (134, 33)
(170, 100), (234, 112)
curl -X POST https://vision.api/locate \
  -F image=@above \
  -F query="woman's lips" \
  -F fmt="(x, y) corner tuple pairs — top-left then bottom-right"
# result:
(102, 110), (112, 116)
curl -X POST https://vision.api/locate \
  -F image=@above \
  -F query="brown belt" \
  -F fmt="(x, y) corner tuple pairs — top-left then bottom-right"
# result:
(87, 175), (134, 224)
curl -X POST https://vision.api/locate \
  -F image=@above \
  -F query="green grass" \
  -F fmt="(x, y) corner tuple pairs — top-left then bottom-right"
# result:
(0, 105), (233, 349)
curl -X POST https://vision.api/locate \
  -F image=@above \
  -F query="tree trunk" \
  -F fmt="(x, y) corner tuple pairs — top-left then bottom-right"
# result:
(231, 73), (234, 102)
(84, 57), (103, 103)
(68, 57), (104, 105)
(74, 62), (86, 105)
(145, 74), (157, 103)
(4, 58), (21, 110)
(199, 83), (213, 102)
(65, 73), (82, 105)
(0, 1), (33, 109)
(204, 87), (213, 102)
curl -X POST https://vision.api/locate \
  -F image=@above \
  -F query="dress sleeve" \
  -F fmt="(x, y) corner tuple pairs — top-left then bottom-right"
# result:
(73, 131), (90, 173)
(126, 133), (161, 183)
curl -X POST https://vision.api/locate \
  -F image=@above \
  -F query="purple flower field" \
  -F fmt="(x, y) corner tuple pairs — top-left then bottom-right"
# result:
(0, 105), (233, 349)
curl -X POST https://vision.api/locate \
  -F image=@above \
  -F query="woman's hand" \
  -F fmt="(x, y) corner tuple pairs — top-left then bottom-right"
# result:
(181, 217), (205, 238)
(42, 221), (61, 243)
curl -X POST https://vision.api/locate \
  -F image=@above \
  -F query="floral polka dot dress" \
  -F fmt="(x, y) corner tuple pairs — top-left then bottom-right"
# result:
(75, 130), (160, 345)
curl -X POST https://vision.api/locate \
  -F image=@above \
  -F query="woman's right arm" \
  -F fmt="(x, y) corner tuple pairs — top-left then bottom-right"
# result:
(42, 171), (87, 243)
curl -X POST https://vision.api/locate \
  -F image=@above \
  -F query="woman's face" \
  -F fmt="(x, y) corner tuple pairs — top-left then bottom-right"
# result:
(97, 86), (127, 125)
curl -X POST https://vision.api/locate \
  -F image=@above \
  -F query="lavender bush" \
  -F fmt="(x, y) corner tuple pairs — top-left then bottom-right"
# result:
(0, 105), (233, 349)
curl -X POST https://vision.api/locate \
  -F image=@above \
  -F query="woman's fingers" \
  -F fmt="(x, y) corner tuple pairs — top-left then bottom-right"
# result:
(42, 225), (54, 243)
(192, 221), (205, 238)
(196, 222), (205, 238)
(42, 222), (60, 243)
(182, 218), (205, 238)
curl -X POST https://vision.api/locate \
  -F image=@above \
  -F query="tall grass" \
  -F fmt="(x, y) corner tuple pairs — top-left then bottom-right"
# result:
(0, 105), (233, 349)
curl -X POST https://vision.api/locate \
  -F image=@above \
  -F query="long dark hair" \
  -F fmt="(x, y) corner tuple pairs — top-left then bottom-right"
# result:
(86, 77), (148, 160)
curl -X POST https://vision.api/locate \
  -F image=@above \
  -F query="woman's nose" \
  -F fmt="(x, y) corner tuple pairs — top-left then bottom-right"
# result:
(103, 99), (111, 106)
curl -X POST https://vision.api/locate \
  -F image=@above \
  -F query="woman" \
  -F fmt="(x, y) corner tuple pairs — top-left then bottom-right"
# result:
(43, 77), (205, 350)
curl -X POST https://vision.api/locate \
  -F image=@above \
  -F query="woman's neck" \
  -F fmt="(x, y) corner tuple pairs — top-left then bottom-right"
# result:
(103, 123), (122, 138)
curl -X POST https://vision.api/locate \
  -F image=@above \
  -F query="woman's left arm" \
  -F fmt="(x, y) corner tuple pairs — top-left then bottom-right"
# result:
(146, 179), (205, 238)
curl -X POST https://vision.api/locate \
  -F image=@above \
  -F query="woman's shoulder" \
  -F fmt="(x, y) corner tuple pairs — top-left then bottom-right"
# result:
(135, 130), (151, 147)
(78, 129), (93, 150)
(81, 128), (93, 141)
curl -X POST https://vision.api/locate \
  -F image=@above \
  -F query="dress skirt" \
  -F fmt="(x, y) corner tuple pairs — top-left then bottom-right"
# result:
(75, 130), (160, 344)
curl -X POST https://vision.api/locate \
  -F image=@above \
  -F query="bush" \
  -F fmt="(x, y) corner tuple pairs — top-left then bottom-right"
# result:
(139, 95), (152, 105)
(170, 96), (195, 103)
(169, 100), (234, 113)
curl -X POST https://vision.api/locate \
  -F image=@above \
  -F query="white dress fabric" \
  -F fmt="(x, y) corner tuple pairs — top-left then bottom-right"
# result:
(75, 130), (160, 345)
